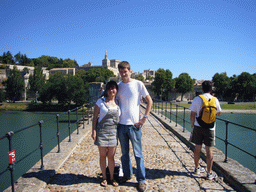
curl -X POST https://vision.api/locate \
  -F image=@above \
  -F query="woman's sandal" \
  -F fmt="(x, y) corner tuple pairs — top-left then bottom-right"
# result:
(110, 179), (119, 187)
(100, 179), (107, 187)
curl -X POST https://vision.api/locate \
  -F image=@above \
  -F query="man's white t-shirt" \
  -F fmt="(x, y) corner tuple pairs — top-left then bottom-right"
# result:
(190, 93), (222, 130)
(117, 79), (149, 125)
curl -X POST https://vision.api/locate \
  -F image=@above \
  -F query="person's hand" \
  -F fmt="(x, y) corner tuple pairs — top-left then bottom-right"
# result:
(134, 117), (146, 128)
(91, 130), (96, 141)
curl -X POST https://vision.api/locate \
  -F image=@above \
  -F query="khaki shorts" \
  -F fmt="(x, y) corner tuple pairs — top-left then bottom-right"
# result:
(190, 126), (215, 147)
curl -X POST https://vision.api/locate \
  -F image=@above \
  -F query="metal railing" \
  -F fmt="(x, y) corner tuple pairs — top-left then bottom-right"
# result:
(0, 103), (94, 192)
(153, 100), (256, 163)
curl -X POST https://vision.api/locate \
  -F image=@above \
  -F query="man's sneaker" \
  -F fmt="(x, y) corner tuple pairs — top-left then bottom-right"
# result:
(137, 182), (147, 192)
(207, 172), (218, 180)
(194, 166), (205, 175)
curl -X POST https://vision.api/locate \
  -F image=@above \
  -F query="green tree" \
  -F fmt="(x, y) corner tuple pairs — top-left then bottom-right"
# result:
(48, 72), (68, 105)
(76, 70), (90, 95)
(14, 52), (22, 63)
(235, 72), (256, 101)
(135, 74), (145, 82)
(78, 68), (115, 83)
(146, 76), (154, 80)
(2, 51), (15, 64)
(152, 69), (175, 100)
(212, 72), (230, 100)
(38, 82), (54, 104)
(0, 89), (5, 102)
(66, 75), (86, 105)
(5, 67), (25, 102)
(152, 69), (166, 98)
(175, 73), (194, 101)
(29, 66), (45, 102)
(20, 54), (32, 66)
(164, 69), (175, 100)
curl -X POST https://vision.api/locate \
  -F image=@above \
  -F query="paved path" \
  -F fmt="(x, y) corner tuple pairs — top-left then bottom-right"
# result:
(41, 109), (235, 192)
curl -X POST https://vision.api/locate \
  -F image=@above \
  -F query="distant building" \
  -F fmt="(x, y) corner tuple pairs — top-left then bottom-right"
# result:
(131, 69), (155, 80)
(0, 64), (50, 101)
(78, 51), (120, 76)
(49, 68), (76, 76)
(144, 69), (155, 78)
(0, 64), (49, 80)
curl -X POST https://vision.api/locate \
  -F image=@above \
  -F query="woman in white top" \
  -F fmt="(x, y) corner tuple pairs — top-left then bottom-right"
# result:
(91, 81), (121, 187)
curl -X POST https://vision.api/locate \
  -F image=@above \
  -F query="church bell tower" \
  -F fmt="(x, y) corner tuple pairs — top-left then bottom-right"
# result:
(102, 50), (110, 67)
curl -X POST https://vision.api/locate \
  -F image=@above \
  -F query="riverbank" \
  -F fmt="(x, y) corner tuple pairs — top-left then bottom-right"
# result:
(221, 109), (256, 114)
(0, 102), (86, 112)
(1, 102), (256, 114)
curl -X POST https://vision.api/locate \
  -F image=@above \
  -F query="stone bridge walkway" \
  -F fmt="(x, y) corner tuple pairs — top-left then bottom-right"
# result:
(40, 108), (235, 192)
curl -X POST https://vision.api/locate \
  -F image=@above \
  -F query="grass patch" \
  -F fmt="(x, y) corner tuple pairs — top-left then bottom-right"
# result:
(220, 104), (256, 110)
(0, 102), (29, 111)
(152, 103), (256, 110)
(0, 102), (88, 112)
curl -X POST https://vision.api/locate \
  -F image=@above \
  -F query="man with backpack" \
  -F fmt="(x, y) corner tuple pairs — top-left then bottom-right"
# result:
(190, 81), (222, 180)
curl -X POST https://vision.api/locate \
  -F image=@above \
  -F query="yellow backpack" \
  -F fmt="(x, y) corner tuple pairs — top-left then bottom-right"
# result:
(196, 95), (217, 128)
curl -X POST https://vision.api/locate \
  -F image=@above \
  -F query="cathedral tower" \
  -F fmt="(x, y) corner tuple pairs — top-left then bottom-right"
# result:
(102, 50), (110, 67)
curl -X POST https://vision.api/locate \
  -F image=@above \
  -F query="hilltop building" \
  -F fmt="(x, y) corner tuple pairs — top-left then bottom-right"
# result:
(49, 68), (76, 76)
(77, 51), (156, 81)
(131, 69), (155, 80)
(78, 50), (120, 76)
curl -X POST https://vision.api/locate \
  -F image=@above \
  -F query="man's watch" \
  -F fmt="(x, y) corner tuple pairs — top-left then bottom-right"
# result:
(143, 115), (148, 119)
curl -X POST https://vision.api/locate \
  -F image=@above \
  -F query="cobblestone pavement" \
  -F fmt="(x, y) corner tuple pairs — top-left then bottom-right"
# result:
(43, 110), (235, 192)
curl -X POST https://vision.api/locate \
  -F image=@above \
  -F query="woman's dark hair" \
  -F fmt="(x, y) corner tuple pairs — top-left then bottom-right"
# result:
(104, 80), (118, 97)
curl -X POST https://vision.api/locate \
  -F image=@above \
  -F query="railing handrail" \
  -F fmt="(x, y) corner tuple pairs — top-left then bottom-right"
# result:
(153, 100), (255, 131)
(152, 100), (256, 164)
(0, 102), (94, 192)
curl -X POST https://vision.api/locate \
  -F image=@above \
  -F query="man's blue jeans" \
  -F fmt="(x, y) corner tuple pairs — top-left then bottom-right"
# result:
(118, 124), (146, 183)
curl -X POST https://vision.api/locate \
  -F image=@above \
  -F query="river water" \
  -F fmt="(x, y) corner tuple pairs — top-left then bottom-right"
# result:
(167, 111), (256, 173)
(0, 111), (255, 191)
(0, 111), (82, 191)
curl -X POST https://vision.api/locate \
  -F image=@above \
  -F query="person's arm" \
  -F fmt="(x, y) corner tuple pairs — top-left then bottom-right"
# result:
(91, 105), (100, 141)
(136, 95), (153, 128)
(190, 111), (196, 128)
(144, 95), (153, 117)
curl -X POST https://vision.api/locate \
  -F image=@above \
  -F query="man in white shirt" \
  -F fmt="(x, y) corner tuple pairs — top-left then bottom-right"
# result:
(117, 61), (152, 192)
(190, 81), (221, 180)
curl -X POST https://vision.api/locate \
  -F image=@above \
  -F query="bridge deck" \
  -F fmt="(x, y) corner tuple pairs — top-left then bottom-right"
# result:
(44, 109), (234, 191)
(6, 107), (255, 192)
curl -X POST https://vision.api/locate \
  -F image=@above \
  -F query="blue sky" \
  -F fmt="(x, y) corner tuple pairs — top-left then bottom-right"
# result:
(1, 0), (255, 80)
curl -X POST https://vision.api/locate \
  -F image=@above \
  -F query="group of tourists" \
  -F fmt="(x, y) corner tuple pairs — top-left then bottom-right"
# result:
(91, 61), (221, 192)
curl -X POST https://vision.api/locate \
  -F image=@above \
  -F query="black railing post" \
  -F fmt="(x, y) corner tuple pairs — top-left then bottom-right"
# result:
(87, 105), (89, 125)
(68, 110), (71, 142)
(76, 107), (79, 135)
(158, 101), (160, 115)
(170, 102), (172, 123)
(7, 131), (15, 192)
(39, 120), (44, 169)
(56, 114), (60, 153)
(165, 101), (167, 120)
(161, 100), (163, 117)
(90, 103), (93, 123)
(83, 105), (85, 129)
(224, 120), (229, 162)
(176, 105), (178, 127)
(183, 108), (186, 132)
